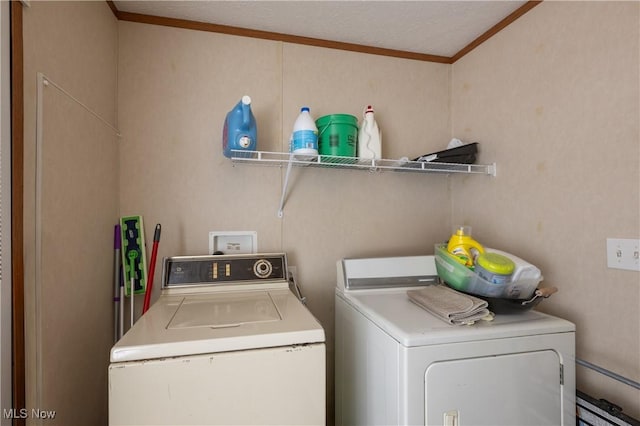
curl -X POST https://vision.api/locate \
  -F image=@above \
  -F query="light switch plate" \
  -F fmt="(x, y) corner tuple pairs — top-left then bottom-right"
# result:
(606, 238), (640, 271)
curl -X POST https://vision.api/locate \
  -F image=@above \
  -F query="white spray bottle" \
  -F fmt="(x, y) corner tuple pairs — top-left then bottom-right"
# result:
(357, 105), (381, 159)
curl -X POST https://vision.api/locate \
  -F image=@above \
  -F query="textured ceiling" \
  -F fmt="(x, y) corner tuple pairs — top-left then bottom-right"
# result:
(113, 1), (529, 58)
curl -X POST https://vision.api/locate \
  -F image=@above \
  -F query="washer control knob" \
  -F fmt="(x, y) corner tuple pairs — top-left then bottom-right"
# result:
(253, 259), (273, 278)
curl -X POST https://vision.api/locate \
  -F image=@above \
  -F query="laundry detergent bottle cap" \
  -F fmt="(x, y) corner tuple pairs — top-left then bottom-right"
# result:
(476, 253), (515, 275)
(357, 105), (382, 160)
(223, 95), (257, 158)
(446, 226), (485, 267)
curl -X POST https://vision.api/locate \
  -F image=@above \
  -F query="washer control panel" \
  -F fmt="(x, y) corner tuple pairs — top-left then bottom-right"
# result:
(162, 253), (287, 288)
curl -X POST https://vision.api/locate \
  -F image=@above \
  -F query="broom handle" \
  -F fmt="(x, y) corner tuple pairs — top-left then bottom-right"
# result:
(142, 224), (161, 314)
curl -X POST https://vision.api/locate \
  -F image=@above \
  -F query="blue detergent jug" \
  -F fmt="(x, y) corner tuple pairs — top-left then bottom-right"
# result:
(223, 95), (257, 158)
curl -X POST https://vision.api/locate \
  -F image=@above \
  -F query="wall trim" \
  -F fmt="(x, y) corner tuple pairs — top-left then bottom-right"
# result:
(107, 1), (542, 64)
(106, 0), (118, 19)
(451, 0), (542, 62)
(116, 10), (452, 63)
(10, 1), (25, 424)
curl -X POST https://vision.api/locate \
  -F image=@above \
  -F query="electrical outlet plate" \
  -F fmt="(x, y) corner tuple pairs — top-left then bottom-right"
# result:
(606, 238), (640, 271)
(208, 231), (257, 255)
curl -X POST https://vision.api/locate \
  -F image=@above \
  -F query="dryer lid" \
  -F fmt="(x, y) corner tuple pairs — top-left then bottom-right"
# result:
(337, 288), (575, 347)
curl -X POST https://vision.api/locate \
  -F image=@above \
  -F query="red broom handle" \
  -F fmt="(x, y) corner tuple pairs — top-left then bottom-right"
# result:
(143, 224), (161, 314)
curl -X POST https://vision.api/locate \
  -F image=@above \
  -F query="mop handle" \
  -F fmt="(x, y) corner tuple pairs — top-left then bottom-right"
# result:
(119, 280), (124, 339)
(142, 224), (161, 314)
(113, 225), (121, 343)
(128, 250), (138, 329)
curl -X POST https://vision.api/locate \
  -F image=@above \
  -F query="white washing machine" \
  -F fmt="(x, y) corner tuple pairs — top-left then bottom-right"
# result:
(335, 255), (575, 426)
(109, 253), (325, 426)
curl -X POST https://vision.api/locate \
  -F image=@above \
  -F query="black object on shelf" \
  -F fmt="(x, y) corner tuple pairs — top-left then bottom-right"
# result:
(413, 142), (478, 164)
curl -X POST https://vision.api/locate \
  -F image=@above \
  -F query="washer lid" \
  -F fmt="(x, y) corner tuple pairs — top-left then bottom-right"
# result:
(337, 287), (575, 347)
(168, 292), (281, 329)
(110, 288), (325, 363)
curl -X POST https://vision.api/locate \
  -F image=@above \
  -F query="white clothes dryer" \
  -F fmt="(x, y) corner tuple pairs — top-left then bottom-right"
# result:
(335, 255), (575, 426)
(109, 253), (325, 426)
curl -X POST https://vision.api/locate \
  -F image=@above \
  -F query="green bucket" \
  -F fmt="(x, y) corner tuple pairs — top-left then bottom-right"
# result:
(315, 114), (358, 158)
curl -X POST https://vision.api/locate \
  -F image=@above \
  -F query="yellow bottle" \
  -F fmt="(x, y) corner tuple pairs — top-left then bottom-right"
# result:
(447, 226), (485, 267)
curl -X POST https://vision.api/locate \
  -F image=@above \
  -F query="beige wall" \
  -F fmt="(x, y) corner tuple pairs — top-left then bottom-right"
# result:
(20, 0), (640, 423)
(22, 2), (118, 425)
(451, 1), (640, 419)
(117, 21), (452, 420)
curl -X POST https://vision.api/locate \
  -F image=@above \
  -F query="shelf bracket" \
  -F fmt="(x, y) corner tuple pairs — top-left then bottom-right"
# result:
(489, 162), (497, 177)
(277, 153), (295, 218)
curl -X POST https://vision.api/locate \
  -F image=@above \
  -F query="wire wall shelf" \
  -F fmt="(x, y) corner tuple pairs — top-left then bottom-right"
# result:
(229, 150), (497, 217)
(230, 150), (497, 176)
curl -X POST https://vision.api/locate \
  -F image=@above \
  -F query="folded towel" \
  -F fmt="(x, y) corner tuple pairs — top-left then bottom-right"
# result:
(407, 285), (494, 325)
